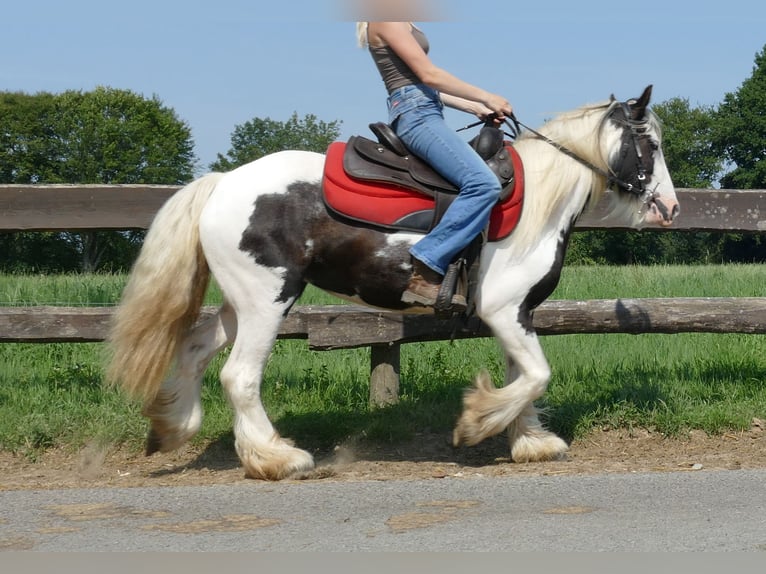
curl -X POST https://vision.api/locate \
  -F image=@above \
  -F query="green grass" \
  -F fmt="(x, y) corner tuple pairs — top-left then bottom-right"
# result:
(0, 265), (764, 459)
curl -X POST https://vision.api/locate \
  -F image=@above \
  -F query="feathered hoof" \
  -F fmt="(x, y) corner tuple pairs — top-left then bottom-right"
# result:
(452, 370), (506, 447)
(453, 411), (491, 448)
(238, 441), (315, 481)
(145, 428), (162, 456)
(145, 424), (196, 456)
(510, 432), (569, 463)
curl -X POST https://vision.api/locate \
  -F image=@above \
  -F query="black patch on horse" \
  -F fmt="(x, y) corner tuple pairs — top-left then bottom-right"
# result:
(518, 227), (571, 334)
(239, 181), (413, 310)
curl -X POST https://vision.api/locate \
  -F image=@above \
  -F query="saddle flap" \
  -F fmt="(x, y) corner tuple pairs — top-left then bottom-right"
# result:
(343, 136), (458, 194)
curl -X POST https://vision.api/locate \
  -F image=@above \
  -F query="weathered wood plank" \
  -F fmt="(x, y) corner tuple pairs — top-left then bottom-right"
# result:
(3, 299), (763, 344)
(575, 189), (766, 232)
(533, 297), (766, 335)
(0, 184), (177, 231)
(0, 306), (115, 343)
(305, 298), (766, 349)
(1, 186), (764, 232)
(0, 305), (310, 343)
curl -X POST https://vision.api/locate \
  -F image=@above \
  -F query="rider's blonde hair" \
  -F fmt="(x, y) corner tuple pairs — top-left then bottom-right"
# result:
(356, 22), (369, 48)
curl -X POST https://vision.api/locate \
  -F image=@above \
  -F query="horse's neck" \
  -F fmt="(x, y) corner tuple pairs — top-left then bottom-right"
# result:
(509, 135), (600, 251)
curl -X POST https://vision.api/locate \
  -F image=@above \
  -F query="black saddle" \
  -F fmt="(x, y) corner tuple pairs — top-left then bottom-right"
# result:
(343, 122), (515, 201)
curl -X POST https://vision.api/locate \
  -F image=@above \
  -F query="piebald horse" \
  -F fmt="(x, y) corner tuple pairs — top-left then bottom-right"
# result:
(107, 86), (679, 480)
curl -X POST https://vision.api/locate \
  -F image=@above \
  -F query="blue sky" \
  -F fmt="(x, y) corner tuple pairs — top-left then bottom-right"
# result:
(3, 0), (764, 174)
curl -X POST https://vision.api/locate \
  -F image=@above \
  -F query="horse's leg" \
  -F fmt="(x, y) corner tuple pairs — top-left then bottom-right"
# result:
(144, 304), (236, 455)
(502, 356), (569, 462)
(219, 298), (314, 481)
(453, 308), (568, 461)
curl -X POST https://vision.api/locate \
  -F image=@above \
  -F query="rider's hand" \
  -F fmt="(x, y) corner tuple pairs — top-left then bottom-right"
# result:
(484, 93), (513, 121)
(475, 103), (501, 125)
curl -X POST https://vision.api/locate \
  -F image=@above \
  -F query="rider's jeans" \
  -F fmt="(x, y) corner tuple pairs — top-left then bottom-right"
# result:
(388, 84), (501, 276)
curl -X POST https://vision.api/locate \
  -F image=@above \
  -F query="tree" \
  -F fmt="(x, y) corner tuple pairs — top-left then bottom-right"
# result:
(0, 87), (196, 272)
(51, 87), (196, 185)
(709, 45), (766, 262)
(0, 92), (58, 183)
(714, 45), (766, 189)
(652, 97), (722, 188)
(210, 112), (341, 172)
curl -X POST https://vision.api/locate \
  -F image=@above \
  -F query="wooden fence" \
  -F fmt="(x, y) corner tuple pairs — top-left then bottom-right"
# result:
(1, 185), (764, 405)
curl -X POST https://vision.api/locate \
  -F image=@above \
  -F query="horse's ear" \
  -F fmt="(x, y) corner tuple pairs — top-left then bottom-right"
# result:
(630, 85), (653, 120)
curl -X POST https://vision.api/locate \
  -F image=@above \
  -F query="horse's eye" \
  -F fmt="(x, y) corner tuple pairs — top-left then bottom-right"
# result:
(649, 141), (659, 151)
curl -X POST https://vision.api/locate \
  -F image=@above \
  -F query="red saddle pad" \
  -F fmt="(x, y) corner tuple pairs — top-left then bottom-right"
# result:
(322, 141), (524, 241)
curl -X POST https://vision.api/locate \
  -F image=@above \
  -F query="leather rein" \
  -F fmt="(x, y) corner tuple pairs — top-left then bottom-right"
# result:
(467, 102), (656, 202)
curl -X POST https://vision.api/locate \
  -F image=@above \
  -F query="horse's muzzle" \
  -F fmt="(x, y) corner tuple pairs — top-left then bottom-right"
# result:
(646, 196), (680, 227)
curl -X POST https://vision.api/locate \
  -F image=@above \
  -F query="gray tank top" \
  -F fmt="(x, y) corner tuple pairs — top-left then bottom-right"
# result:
(369, 26), (430, 94)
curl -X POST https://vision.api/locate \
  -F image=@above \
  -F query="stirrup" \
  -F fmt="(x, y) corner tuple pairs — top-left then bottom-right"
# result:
(435, 262), (466, 313)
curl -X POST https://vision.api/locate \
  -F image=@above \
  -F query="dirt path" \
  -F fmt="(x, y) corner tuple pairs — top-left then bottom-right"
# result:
(2, 420), (765, 490)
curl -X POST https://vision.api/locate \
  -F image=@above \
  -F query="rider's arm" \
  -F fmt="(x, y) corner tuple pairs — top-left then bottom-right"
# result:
(440, 93), (495, 120)
(368, 22), (513, 119)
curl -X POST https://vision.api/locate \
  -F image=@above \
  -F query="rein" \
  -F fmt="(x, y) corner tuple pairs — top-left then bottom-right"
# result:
(460, 103), (653, 201)
(507, 106), (651, 198)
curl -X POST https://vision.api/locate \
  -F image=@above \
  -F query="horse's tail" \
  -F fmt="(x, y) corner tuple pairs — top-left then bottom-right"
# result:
(105, 172), (224, 403)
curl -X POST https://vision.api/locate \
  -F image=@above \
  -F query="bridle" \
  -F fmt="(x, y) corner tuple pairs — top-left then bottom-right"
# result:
(467, 101), (658, 204)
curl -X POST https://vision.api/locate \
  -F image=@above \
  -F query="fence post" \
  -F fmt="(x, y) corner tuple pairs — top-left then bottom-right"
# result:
(369, 343), (401, 407)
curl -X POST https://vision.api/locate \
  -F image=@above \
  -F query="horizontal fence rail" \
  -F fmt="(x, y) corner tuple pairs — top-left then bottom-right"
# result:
(3, 299), (765, 345)
(0, 185), (764, 232)
(1, 184), (764, 405)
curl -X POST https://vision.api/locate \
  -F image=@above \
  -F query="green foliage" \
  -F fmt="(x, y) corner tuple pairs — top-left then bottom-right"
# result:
(652, 97), (722, 188)
(0, 232), (83, 273)
(0, 87), (196, 185)
(0, 91), (58, 183)
(566, 229), (765, 265)
(0, 87), (196, 272)
(714, 45), (766, 189)
(210, 112), (341, 171)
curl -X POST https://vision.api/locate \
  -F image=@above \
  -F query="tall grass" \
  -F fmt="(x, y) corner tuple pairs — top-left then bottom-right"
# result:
(0, 265), (764, 458)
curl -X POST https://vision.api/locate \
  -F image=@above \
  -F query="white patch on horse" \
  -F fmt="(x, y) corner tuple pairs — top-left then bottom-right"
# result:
(374, 232), (419, 261)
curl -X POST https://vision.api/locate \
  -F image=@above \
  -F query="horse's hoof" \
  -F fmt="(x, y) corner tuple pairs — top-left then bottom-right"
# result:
(145, 428), (161, 456)
(239, 443), (315, 481)
(511, 434), (569, 463)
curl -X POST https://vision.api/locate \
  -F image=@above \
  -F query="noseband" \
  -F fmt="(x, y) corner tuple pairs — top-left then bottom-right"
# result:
(506, 101), (656, 203)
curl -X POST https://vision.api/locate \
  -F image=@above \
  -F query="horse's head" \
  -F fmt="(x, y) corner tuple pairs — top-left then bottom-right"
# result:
(602, 85), (679, 228)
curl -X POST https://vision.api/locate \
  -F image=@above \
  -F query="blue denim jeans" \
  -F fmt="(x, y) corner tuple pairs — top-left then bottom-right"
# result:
(387, 84), (501, 276)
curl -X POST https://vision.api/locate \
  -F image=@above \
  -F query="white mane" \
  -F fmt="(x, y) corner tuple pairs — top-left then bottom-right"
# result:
(509, 99), (653, 249)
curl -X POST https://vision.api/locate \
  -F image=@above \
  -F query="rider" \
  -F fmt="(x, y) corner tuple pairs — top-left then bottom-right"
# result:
(358, 21), (513, 308)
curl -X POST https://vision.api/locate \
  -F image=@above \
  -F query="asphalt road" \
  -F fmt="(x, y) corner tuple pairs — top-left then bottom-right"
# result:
(2, 469), (766, 551)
